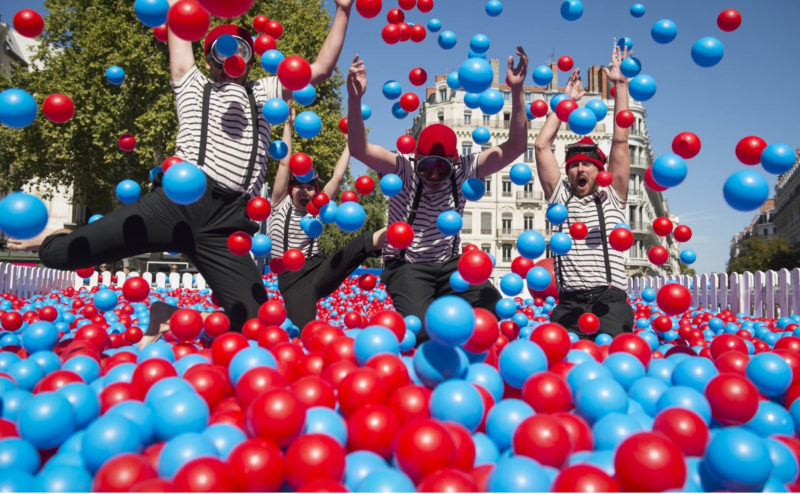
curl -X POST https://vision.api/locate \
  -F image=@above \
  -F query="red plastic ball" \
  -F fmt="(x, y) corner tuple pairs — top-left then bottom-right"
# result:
(347, 404), (399, 458)
(553, 412), (593, 451)
(338, 117), (348, 134)
(228, 438), (285, 491)
(394, 419), (456, 482)
(648, 246), (669, 265)
(226, 231), (251, 256)
(610, 333), (651, 368)
(705, 373), (759, 425)
(530, 322), (571, 366)
(75, 267), (95, 279)
(74, 323), (111, 351)
(253, 15), (269, 33)
(283, 248), (306, 272)
(609, 227), (634, 251)
(211, 332), (249, 366)
(409, 67), (427, 86)
(224, 55), (246, 78)
(289, 152), (313, 176)
(100, 382), (143, 413)
(358, 273), (377, 290)
(530, 100), (549, 118)
(735, 135), (767, 165)
(399, 92), (420, 112)
(92, 453), (158, 492)
(387, 222), (414, 249)
(132, 358), (177, 394)
(557, 55), (574, 72)
(381, 24), (401, 44)
(398, 22), (412, 42)
(365, 354), (410, 394)
(656, 283), (691, 316)
(577, 313), (600, 334)
(203, 312), (229, 338)
(398, 0), (416, 9)
(555, 99), (578, 122)
(336, 368), (388, 416)
(457, 249), (493, 284)
(717, 8), (742, 32)
(169, 308), (203, 341)
(118, 133), (136, 151)
(510, 256), (534, 277)
(463, 308), (499, 354)
(356, 0), (382, 18)
(569, 222), (588, 240)
(197, 0), (255, 18)
(265, 20), (283, 39)
(418, 468), (478, 492)
(311, 192), (329, 210)
(245, 388), (306, 446)
(167, 0), (211, 42)
(410, 24), (427, 42)
(173, 456), (237, 491)
(652, 408), (709, 457)
(340, 190), (359, 203)
(246, 197), (271, 221)
(42, 93), (75, 123)
(552, 464), (620, 492)
(121, 277), (149, 302)
(521, 371), (572, 414)
(673, 224), (692, 242)
(235, 366), (287, 409)
(34, 370), (83, 393)
(277, 55), (312, 91)
(595, 171), (613, 187)
(615, 109), (635, 128)
(284, 433), (346, 490)
(644, 166), (668, 192)
(253, 34), (276, 56)
(388, 384), (431, 425)
(396, 134), (416, 154)
(184, 364), (232, 411)
(152, 24), (168, 42)
(258, 300), (286, 326)
(652, 217), (673, 236)
(417, 0), (434, 12)
(13, 9), (44, 38)
(671, 131), (701, 159)
(387, 8), (404, 23)
(512, 414), (572, 468)
(292, 376), (336, 409)
(614, 432), (686, 492)
(354, 175), (375, 195)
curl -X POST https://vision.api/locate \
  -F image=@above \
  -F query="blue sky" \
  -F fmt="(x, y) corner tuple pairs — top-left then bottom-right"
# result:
(3, 0), (799, 275)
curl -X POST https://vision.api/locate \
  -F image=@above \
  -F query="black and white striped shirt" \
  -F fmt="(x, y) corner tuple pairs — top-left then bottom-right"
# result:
(172, 65), (280, 196)
(383, 154), (477, 263)
(550, 179), (628, 292)
(268, 195), (321, 258)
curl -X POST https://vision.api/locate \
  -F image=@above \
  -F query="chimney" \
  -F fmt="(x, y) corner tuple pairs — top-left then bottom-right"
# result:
(547, 62), (558, 91)
(490, 58), (500, 86)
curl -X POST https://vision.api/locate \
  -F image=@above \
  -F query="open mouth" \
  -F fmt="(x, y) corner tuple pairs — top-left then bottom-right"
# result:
(578, 177), (588, 187)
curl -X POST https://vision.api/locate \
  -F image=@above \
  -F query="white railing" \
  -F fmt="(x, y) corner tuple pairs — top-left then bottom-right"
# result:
(628, 268), (800, 318)
(84, 271), (207, 291)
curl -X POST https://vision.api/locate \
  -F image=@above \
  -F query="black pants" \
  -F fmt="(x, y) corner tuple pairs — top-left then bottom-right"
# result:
(39, 178), (266, 332)
(278, 230), (376, 331)
(549, 286), (634, 340)
(381, 256), (502, 343)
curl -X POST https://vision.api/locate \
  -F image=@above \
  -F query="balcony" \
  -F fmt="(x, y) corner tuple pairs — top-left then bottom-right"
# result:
(516, 190), (543, 203)
(498, 228), (523, 240)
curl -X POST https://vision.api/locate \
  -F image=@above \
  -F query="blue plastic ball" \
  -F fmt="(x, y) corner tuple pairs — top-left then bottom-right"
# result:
(485, 0), (503, 16)
(335, 201), (366, 233)
(574, 377), (628, 424)
(62, 355), (102, 383)
(295, 111), (322, 139)
(404, 315), (422, 335)
(532, 65), (554, 86)
(425, 295), (475, 346)
(18, 392), (76, 450)
(360, 103), (372, 121)
(437, 210), (462, 236)
(746, 401), (794, 438)
(691, 36), (724, 67)
(568, 107), (597, 135)
(462, 177), (485, 201)
(228, 346), (277, 385)
(34, 465), (92, 492)
(642, 287), (656, 303)
(106, 400), (155, 444)
(592, 412), (644, 451)
(427, 18), (442, 32)
(761, 143), (796, 175)
(458, 58), (494, 94)
(93, 288), (118, 312)
(260, 49), (284, 74)
(444, 72), (460, 91)
(526, 266), (551, 291)
(500, 273), (524, 296)
(628, 376), (669, 416)
(88, 213), (103, 223)
(354, 325), (399, 365)
(549, 232), (572, 255)
(585, 99), (608, 121)
(517, 230), (546, 259)
(115, 179), (142, 204)
(462, 92), (479, 110)
(470, 34), (490, 54)
(105, 66), (125, 85)
(671, 356), (718, 392)
(293, 84), (317, 106)
(163, 161), (206, 205)
(465, 363), (504, 403)
(380, 174), (403, 197)
(651, 19), (678, 44)
(56, 382), (99, 430)
(251, 233), (272, 257)
(472, 126), (491, 145)
(0, 192), (48, 240)
(345, 451), (386, 490)
(723, 170), (769, 211)
(620, 56), (642, 77)
(202, 423), (247, 460)
(429, 379), (484, 431)
(157, 432), (218, 479)
(356, 468), (415, 492)
(413, 341), (468, 388)
(81, 414), (142, 473)
(550, 93), (568, 111)
(656, 385), (711, 424)
(0, 438), (39, 474)
(679, 249), (696, 265)
(449, 271), (470, 292)
(0, 88), (37, 129)
(651, 153), (687, 187)
(262, 98), (289, 125)
(546, 203), (569, 225)
(151, 390), (209, 441)
(22, 321), (58, 353)
(304, 407), (347, 446)
(485, 398), (534, 451)
(478, 89), (504, 115)
(509, 163), (532, 186)
(382, 80), (402, 100)
(560, 0), (583, 21)
(438, 30), (457, 50)
(498, 340), (547, 389)
(629, 74), (657, 101)
(214, 34), (238, 57)
(302, 217), (323, 238)
(746, 352), (793, 397)
(703, 428), (771, 491)
(488, 455), (550, 491)
(630, 3), (645, 17)
(391, 101), (408, 119)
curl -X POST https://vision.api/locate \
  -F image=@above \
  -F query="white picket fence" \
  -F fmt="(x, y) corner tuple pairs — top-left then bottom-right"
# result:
(629, 268), (800, 319)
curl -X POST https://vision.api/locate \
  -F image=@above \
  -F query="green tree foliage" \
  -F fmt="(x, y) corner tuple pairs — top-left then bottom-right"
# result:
(680, 264), (696, 276)
(0, 0), (345, 215)
(319, 169), (387, 268)
(727, 236), (800, 274)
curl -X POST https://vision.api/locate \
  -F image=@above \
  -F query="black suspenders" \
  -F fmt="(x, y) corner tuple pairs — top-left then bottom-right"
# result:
(400, 173), (460, 261)
(197, 82), (260, 193)
(282, 203), (316, 258)
(555, 192), (613, 287)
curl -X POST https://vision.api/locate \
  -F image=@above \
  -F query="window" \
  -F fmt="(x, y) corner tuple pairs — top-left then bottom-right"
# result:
(502, 176), (512, 197)
(481, 243), (492, 254)
(501, 215), (512, 231)
(503, 91), (511, 101)
(464, 111), (472, 125)
(503, 112), (511, 128)
(483, 114), (491, 125)
(523, 182), (533, 193)
(524, 214), (534, 230)
(545, 222), (553, 235)
(439, 89), (447, 102)
(437, 111), (444, 124)
(502, 244), (513, 262)
(629, 205), (636, 230)
(481, 212), (492, 234)
(462, 212), (472, 234)
(484, 176), (492, 197)
(525, 146), (534, 162)
(524, 91), (532, 102)
(462, 143), (473, 157)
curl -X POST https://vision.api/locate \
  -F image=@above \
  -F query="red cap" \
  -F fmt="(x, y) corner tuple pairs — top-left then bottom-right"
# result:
(565, 136), (606, 171)
(415, 124), (459, 160)
(204, 24), (254, 57)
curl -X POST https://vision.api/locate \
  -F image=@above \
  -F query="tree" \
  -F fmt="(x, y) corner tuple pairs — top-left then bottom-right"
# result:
(727, 236), (800, 274)
(680, 264), (696, 276)
(0, 0), (345, 215)
(319, 169), (387, 268)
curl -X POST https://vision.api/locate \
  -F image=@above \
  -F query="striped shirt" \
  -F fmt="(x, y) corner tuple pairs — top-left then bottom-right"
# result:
(550, 179), (627, 292)
(268, 195), (321, 258)
(172, 65), (280, 196)
(383, 153), (477, 263)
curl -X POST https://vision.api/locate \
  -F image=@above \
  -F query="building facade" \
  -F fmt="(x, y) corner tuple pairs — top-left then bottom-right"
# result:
(408, 61), (681, 287)
(729, 198), (778, 262)
(773, 150), (800, 248)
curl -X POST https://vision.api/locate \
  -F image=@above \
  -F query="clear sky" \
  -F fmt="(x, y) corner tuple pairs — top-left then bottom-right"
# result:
(3, 0), (799, 276)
